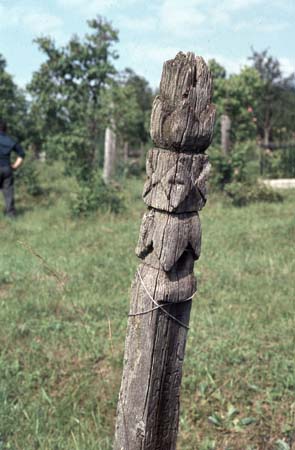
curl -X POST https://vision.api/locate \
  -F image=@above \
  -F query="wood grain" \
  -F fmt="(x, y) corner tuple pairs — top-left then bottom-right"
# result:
(113, 52), (215, 450)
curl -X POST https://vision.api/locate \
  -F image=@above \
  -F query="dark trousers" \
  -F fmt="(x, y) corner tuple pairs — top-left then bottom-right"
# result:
(0, 166), (15, 217)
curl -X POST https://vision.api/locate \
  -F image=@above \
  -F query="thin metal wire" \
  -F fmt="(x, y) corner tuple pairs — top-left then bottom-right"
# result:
(129, 304), (163, 316)
(128, 269), (196, 330)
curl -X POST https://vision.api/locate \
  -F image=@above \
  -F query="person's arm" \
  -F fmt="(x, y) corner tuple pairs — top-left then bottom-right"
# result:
(11, 156), (24, 170)
(11, 142), (25, 171)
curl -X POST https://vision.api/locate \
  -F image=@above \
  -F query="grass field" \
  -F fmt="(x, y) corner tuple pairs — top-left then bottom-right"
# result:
(0, 163), (294, 450)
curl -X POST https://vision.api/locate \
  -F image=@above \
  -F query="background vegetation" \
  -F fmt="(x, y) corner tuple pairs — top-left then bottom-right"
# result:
(0, 166), (295, 450)
(0, 14), (295, 450)
(1, 16), (295, 205)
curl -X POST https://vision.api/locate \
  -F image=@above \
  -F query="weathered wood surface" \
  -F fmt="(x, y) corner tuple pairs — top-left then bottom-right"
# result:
(143, 148), (210, 212)
(103, 126), (117, 183)
(151, 53), (215, 151)
(113, 52), (215, 450)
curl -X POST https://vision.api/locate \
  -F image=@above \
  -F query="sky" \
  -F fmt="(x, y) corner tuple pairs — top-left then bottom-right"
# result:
(0, 0), (294, 89)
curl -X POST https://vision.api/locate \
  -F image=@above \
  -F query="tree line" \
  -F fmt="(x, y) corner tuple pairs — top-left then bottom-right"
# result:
(210, 52), (295, 148)
(1, 18), (152, 178)
(1, 16), (295, 210)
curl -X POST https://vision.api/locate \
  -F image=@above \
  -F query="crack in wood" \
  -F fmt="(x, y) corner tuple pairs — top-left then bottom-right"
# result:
(114, 51), (215, 450)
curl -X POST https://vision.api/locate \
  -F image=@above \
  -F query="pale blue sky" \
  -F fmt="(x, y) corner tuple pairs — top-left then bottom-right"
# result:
(0, 0), (294, 88)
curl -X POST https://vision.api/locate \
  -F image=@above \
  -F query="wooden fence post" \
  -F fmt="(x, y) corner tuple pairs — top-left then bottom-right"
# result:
(113, 52), (216, 450)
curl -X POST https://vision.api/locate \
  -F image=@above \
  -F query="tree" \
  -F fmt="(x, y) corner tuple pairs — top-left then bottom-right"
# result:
(27, 16), (119, 181)
(249, 49), (295, 145)
(102, 69), (153, 150)
(209, 59), (264, 145)
(225, 67), (264, 143)
(0, 54), (28, 142)
(208, 58), (226, 80)
(122, 68), (153, 144)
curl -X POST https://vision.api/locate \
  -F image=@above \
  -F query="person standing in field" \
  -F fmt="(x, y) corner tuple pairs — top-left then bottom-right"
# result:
(0, 118), (25, 218)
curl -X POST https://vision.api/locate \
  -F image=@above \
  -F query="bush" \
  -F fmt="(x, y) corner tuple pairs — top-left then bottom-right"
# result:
(124, 160), (143, 177)
(261, 147), (295, 179)
(15, 158), (43, 196)
(209, 142), (260, 191)
(209, 147), (233, 189)
(224, 181), (284, 207)
(70, 172), (124, 216)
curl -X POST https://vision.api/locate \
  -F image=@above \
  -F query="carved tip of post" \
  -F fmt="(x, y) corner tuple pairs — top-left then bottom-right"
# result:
(172, 51), (187, 63)
(151, 51), (216, 152)
(164, 51), (207, 68)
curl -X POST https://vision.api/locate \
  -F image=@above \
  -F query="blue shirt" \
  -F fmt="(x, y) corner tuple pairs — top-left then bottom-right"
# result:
(0, 131), (25, 167)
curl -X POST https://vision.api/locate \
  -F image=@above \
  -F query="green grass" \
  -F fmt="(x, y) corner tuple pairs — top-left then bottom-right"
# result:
(0, 163), (294, 450)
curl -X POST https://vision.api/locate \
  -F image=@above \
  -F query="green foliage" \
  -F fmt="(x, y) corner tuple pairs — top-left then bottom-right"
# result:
(260, 146), (295, 179)
(123, 159), (144, 177)
(231, 141), (260, 183)
(210, 50), (295, 148)
(27, 16), (119, 181)
(260, 148), (284, 178)
(101, 82), (143, 149)
(210, 141), (260, 190)
(210, 142), (284, 206)
(0, 171), (294, 449)
(226, 67), (264, 142)
(249, 49), (295, 144)
(15, 158), (43, 196)
(115, 68), (153, 145)
(224, 181), (284, 206)
(210, 61), (264, 144)
(211, 141), (295, 183)
(209, 147), (233, 189)
(208, 59), (226, 80)
(26, 17), (153, 192)
(101, 69), (153, 151)
(0, 54), (29, 141)
(70, 172), (124, 216)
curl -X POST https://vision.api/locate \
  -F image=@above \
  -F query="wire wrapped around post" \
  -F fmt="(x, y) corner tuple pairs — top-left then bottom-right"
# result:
(113, 52), (216, 450)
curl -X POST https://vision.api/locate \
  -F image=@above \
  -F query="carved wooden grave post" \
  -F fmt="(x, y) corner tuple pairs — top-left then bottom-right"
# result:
(114, 52), (216, 450)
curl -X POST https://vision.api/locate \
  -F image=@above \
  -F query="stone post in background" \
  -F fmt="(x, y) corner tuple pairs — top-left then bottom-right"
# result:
(103, 125), (117, 184)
